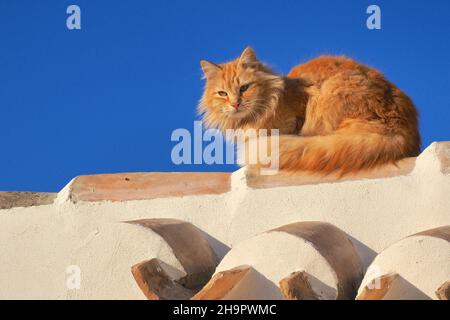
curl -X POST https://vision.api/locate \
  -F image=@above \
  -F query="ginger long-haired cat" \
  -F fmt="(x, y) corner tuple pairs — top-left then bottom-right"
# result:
(199, 47), (421, 175)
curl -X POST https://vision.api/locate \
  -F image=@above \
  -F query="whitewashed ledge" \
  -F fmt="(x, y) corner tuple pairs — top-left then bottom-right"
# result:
(0, 142), (449, 300)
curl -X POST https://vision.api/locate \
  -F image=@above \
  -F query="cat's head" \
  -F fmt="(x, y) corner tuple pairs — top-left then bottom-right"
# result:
(198, 47), (284, 130)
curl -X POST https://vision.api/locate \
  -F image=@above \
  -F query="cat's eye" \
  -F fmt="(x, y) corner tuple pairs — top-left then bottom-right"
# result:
(218, 91), (228, 97)
(240, 84), (250, 93)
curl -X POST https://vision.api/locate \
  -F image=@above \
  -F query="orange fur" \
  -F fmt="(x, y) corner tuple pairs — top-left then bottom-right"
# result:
(199, 47), (421, 175)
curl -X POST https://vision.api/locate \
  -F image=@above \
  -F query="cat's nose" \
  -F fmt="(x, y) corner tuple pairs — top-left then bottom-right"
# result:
(233, 102), (240, 110)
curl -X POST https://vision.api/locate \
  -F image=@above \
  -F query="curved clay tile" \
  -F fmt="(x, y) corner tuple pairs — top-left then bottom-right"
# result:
(128, 219), (220, 299)
(357, 225), (450, 300)
(279, 271), (321, 300)
(192, 265), (253, 300)
(132, 258), (195, 300)
(271, 221), (364, 299)
(356, 273), (400, 300)
(194, 221), (363, 300)
(435, 281), (449, 300)
(413, 225), (450, 242)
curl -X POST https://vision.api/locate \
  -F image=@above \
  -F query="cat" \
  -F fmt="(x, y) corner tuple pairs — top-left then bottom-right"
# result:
(198, 47), (421, 175)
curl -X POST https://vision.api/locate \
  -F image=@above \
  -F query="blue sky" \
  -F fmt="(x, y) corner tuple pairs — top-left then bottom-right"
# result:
(0, 0), (449, 191)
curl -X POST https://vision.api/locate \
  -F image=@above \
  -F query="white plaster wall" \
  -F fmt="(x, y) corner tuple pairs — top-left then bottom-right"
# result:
(0, 206), (184, 299)
(0, 143), (449, 299)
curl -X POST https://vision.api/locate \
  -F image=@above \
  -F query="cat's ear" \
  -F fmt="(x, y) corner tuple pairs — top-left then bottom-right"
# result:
(238, 47), (259, 68)
(200, 60), (221, 80)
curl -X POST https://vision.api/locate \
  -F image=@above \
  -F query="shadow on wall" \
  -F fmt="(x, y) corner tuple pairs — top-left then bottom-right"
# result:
(385, 275), (430, 300)
(214, 267), (283, 300)
(200, 230), (230, 261)
(347, 235), (377, 271)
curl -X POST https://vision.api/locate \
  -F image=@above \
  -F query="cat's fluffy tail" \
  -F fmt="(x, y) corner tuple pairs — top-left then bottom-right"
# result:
(275, 121), (419, 175)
